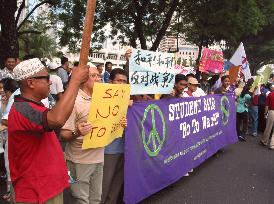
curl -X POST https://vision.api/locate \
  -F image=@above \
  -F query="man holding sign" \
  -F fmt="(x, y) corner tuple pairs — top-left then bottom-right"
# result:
(8, 58), (89, 204)
(101, 68), (130, 204)
(60, 67), (103, 204)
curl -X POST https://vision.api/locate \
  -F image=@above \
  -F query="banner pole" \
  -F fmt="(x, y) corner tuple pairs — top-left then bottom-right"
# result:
(79, 0), (97, 65)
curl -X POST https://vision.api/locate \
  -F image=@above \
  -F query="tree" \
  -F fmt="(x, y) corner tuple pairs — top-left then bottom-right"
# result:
(19, 34), (58, 59)
(0, 0), (19, 65)
(176, 0), (266, 66)
(19, 16), (59, 59)
(242, 0), (274, 73)
(56, 0), (180, 52)
(176, 0), (274, 73)
(0, 0), (56, 66)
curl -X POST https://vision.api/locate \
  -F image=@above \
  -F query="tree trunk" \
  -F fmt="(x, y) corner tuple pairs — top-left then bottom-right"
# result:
(0, 0), (19, 66)
(150, 0), (179, 51)
(196, 41), (203, 67)
(133, 0), (148, 50)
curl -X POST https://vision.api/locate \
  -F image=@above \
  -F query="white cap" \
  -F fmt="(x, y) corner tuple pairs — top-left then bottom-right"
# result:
(13, 58), (45, 81)
(48, 62), (59, 70)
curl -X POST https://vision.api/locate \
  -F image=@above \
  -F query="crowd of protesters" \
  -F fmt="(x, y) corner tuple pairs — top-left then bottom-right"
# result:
(0, 52), (273, 204)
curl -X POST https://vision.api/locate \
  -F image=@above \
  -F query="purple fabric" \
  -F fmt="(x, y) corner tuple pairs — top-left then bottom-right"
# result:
(124, 94), (238, 204)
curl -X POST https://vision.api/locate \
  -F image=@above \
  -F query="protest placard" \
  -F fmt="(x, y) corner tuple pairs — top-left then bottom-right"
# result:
(199, 48), (224, 74)
(82, 83), (131, 149)
(250, 75), (262, 92)
(129, 49), (183, 95)
(250, 66), (272, 92)
(260, 66), (272, 84)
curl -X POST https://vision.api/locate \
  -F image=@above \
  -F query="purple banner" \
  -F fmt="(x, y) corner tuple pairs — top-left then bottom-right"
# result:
(124, 94), (238, 204)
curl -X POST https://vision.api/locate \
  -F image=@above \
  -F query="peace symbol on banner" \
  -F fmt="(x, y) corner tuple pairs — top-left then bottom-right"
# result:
(220, 96), (230, 126)
(141, 104), (166, 157)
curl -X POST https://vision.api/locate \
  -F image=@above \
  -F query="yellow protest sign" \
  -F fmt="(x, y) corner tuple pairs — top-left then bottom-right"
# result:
(260, 66), (272, 84)
(82, 83), (131, 149)
(250, 66), (272, 92)
(250, 75), (262, 92)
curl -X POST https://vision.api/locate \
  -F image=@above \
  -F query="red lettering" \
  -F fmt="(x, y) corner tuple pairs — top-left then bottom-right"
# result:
(97, 127), (106, 137)
(90, 127), (98, 139)
(112, 105), (119, 116)
(113, 90), (119, 98)
(103, 89), (113, 98)
(111, 123), (120, 134)
(96, 106), (110, 118)
(90, 127), (106, 139)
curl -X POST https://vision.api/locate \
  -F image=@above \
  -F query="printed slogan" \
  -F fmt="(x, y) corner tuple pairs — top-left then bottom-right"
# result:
(124, 94), (237, 204)
(82, 83), (131, 149)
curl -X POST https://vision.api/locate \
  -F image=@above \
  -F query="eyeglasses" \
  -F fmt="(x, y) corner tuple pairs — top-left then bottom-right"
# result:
(30, 75), (50, 82)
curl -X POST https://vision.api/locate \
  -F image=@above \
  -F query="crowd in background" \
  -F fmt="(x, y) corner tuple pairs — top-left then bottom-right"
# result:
(0, 53), (273, 204)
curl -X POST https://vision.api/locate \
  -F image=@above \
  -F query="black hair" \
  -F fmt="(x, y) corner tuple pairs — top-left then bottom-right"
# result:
(221, 75), (230, 82)
(74, 61), (79, 66)
(109, 68), (127, 81)
(61, 56), (68, 65)
(3, 78), (19, 93)
(96, 64), (103, 68)
(246, 78), (254, 87)
(23, 54), (36, 61)
(240, 85), (250, 98)
(4, 56), (16, 61)
(41, 61), (47, 67)
(0, 78), (9, 85)
(186, 73), (195, 78)
(175, 74), (187, 84)
(105, 61), (112, 68)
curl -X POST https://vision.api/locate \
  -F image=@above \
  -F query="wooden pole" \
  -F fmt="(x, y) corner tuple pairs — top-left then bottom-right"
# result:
(79, 0), (97, 65)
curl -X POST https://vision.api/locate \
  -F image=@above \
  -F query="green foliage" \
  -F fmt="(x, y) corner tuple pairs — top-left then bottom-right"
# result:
(174, 0), (274, 72)
(52, 0), (274, 72)
(243, 0), (274, 72)
(54, 0), (179, 52)
(19, 34), (58, 59)
(177, 0), (265, 48)
(19, 14), (59, 59)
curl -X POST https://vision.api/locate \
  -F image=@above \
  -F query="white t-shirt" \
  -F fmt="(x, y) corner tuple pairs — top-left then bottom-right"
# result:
(183, 87), (206, 97)
(50, 75), (64, 95)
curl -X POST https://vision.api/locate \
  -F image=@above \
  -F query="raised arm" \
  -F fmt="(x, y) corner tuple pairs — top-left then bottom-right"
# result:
(47, 65), (89, 129)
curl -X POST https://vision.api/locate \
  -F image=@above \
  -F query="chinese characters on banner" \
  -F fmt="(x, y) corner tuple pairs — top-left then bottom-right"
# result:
(129, 49), (183, 95)
(199, 48), (224, 74)
(82, 83), (131, 149)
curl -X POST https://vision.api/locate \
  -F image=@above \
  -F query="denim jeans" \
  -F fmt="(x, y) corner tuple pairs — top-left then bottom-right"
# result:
(249, 106), (258, 134)
(236, 112), (249, 137)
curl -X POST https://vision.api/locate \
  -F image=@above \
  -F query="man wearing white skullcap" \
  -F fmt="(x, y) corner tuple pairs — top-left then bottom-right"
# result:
(8, 58), (89, 204)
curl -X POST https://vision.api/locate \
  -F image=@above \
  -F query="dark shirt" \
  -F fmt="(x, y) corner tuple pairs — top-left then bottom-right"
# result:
(197, 71), (219, 94)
